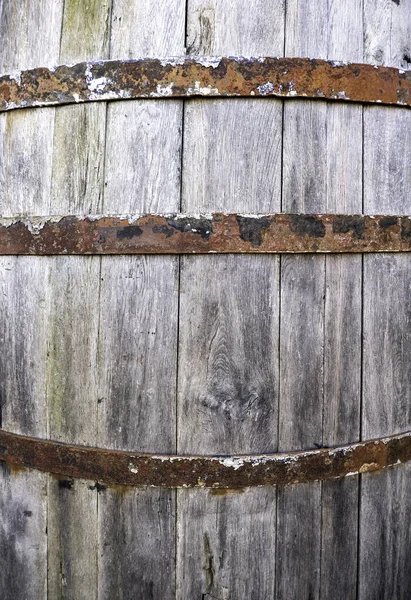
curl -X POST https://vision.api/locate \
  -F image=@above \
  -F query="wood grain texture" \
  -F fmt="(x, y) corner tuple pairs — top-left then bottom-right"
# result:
(97, 2), (183, 598)
(361, 3), (411, 596)
(279, 3), (326, 596)
(279, 2), (363, 599)
(46, 2), (111, 598)
(178, 488), (277, 600)
(0, 2), (63, 598)
(178, 254), (279, 456)
(320, 3), (363, 599)
(178, 2), (284, 597)
(0, 464), (47, 600)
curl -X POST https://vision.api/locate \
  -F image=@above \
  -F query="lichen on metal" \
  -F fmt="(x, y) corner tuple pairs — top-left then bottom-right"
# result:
(1, 213), (411, 255)
(0, 57), (410, 112)
(0, 428), (410, 488)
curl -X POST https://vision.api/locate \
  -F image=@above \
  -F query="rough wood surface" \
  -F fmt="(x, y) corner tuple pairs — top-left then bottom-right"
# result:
(278, 4), (325, 597)
(177, 2), (283, 597)
(1, 2), (411, 598)
(46, 3), (110, 598)
(278, 3), (363, 599)
(320, 3), (363, 599)
(96, 1), (183, 598)
(0, 2), (63, 598)
(361, 3), (411, 596)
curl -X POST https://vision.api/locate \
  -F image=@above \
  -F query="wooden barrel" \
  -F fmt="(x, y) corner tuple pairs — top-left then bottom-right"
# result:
(1, 1), (411, 599)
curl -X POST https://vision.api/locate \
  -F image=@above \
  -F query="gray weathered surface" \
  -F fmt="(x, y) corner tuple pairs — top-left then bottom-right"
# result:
(0, 1), (63, 598)
(177, 1), (283, 597)
(1, 1), (411, 598)
(46, 2), (110, 597)
(320, 3), (363, 599)
(96, 1), (183, 598)
(361, 2), (411, 596)
(278, 2), (363, 598)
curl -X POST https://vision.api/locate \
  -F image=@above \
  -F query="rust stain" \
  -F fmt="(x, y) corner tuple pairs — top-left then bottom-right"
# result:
(0, 57), (410, 112)
(0, 213), (411, 255)
(0, 428), (410, 488)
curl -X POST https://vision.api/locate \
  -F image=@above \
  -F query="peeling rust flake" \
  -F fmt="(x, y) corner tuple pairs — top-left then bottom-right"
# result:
(0, 57), (411, 112)
(0, 428), (410, 488)
(1, 213), (411, 255)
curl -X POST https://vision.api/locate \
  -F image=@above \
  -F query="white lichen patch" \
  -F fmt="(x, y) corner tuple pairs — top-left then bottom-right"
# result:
(128, 462), (139, 474)
(187, 81), (219, 95)
(153, 82), (174, 96)
(249, 456), (274, 467)
(330, 60), (348, 67)
(219, 457), (245, 470)
(194, 56), (222, 69)
(88, 76), (111, 93)
(232, 56), (271, 63)
(257, 81), (275, 95)
(236, 212), (272, 218)
(337, 90), (350, 99)
(87, 89), (130, 102)
(0, 215), (65, 234)
(159, 57), (186, 67)
(9, 71), (21, 86)
(85, 62), (93, 85)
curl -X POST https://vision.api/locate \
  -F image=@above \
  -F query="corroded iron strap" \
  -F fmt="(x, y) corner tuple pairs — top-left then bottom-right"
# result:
(0, 429), (410, 488)
(0, 57), (410, 112)
(1, 213), (411, 254)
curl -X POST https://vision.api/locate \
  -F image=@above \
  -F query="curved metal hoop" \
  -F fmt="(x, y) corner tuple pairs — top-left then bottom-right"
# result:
(0, 56), (410, 113)
(0, 428), (410, 488)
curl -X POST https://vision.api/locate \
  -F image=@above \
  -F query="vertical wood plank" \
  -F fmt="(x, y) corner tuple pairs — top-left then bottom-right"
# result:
(97, 1), (184, 598)
(0, 2), (63, 598)
(178, 2), (284, 598)
(320, 4), (363, 600)
(279, 5), (326, 597)
(279, 3), (363, 599)
(361, 3), (411, 596)
(46, 3), (111, 598)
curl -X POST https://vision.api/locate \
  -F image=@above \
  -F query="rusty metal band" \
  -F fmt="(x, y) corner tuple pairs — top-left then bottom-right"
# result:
(0, 57), (410, 112)
(1, 213), (411, 255)
(0, 428), (410, 488)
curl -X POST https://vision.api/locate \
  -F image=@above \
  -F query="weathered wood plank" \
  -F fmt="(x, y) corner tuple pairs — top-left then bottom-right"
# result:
(46, 2), (111, 598)
(0, 2), (63, 598)
(278, 4), (326, 597)
(279, 3), (363, 599)
(97, 1), (184, 598)
(178, 2), (284, 597)
(361, 4), (411, 594)
(320, 3), (363, 599)
(0, 464), (47, 600)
